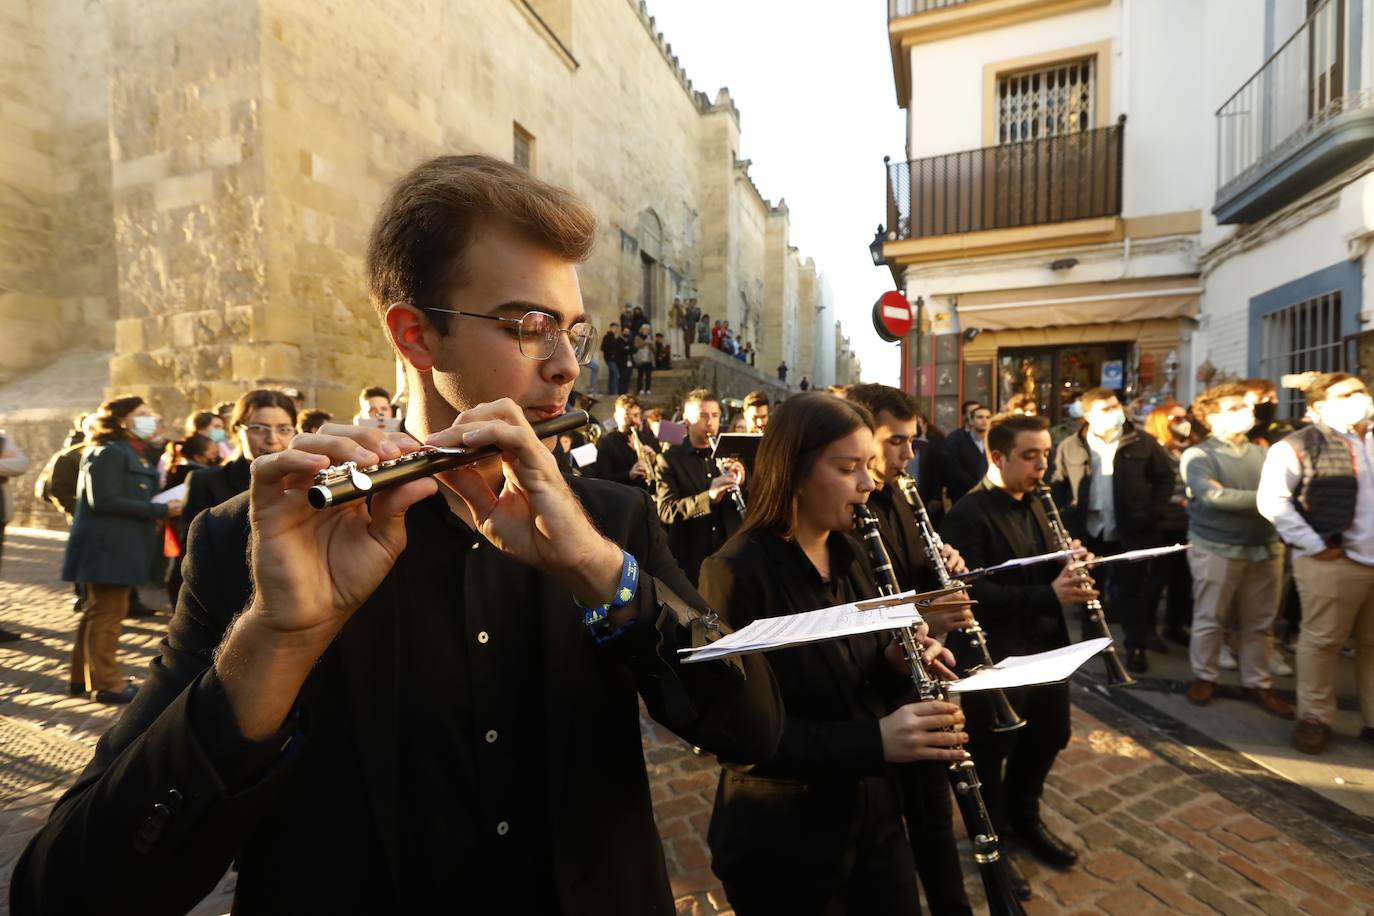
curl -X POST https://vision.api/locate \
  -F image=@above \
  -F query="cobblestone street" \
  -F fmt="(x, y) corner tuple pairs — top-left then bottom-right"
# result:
(2, 527), (1372, 915)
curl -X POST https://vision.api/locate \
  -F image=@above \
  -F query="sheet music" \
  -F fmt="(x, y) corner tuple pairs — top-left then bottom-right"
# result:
(569, 443), (599, 468)
(680, 595), (926, 664)
(1077, 543), (1191, 569)
(153, 483), (186, 505)
(945, 638), (1112, 693)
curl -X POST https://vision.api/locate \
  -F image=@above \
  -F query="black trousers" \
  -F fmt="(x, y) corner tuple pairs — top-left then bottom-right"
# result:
(963, 681), (1071, 833)
(897, 762), (972, 916)
(721, 776), (923, 916)
(1143, 532), (1193, 633)
(1084, 536), (1152, 650)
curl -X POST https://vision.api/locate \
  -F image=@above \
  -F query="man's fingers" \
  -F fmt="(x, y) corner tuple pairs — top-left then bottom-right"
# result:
(437, 465), (499, 526)
(367, 477), (437, 554)
(250, 449), (330, 489)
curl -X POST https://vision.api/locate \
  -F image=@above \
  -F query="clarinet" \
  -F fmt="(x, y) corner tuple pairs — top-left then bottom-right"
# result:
(308, 410), (591, 509)
(854, 505), (1028, 916)
(1034, 483), (1136, 687)
(894, 475), (1025, 733)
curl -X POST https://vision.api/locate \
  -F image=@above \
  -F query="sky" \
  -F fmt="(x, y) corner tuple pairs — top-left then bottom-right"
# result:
(645, 0), (906, 383)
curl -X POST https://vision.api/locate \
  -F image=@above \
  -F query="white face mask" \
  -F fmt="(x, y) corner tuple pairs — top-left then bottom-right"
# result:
(130, 415), (160, 441)
(1318, 392), (1373, 430)
(1208, 408), (1254, 439)
(1088, 407), (1125, 436)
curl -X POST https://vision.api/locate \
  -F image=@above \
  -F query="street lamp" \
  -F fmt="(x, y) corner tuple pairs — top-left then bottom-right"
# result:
(869, 225), (886, 266)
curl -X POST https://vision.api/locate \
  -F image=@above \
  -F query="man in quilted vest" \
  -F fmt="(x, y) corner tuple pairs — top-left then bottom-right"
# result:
(1258, 372), (1374, 754)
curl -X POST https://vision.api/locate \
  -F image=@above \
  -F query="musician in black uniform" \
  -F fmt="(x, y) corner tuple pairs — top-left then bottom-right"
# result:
(12, 154), (783, 914)
(700, 392), (967, 916)
(847, 383), (974, 915)
(655, 389), (745, 586)
(940, 414), (1097, 884)
(593, 393), (655, 489)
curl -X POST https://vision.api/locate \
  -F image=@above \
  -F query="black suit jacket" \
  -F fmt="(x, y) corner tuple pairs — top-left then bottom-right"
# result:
(938, 481), (1069, 664)
(654, 445), (740, 586)
(1049, 423), (1173, 548)
(12, 478), (782, 915)
(698, 530), (906, 883)
(178, 456), (251, 546)
(943, 428), (987, 501)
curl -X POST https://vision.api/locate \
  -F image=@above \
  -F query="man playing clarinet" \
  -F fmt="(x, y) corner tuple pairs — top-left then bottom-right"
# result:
(12, 155), (783, 914)
(939, 413), (1097, 890)
(654, 388), (745, 587)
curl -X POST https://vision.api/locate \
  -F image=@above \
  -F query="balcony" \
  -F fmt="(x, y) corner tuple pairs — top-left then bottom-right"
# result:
(888, 0), (973, 16)
(884, 118), (1124, 242)
(1214, 0), (1374, 225)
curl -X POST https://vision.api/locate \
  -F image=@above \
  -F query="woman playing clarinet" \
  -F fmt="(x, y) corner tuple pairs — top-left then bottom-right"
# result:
(699, 392), (967, 915)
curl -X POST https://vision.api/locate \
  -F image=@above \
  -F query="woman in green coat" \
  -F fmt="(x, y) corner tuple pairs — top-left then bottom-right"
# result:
(62, 396), (183, 703)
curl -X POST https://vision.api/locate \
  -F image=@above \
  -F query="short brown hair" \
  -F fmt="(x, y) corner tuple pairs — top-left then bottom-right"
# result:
(1078, 387), (1119, 411)
(1190, 383), (1248, 423)
(359, 386), (390, 403)
(1240, 377), (1277, 398)
(614, 394), (641, 413)
(1303, 371), (1360, 408)
(1004, 393), (1037, 415)
(986, 413), (1050, 456)
(366, 155), (598, 332)
(297, 409), (333, 434)
(230, 389), (298, 429)
(846, 383), (917, 423)
(743, 390), (770, 410)
(683, 388), (719, 411)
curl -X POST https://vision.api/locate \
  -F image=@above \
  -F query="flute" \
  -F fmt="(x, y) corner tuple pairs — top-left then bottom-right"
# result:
(308, 410), (591, 510)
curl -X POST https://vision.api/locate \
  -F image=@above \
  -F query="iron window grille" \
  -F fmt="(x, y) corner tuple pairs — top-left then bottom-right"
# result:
(1259, 290), (1346, 416)
(998, 59), (1095, 145)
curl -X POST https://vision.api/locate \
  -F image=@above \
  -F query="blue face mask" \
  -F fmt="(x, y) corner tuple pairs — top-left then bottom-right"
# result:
(208, 428), (228, 444)
(1067, 400), (1084, 419)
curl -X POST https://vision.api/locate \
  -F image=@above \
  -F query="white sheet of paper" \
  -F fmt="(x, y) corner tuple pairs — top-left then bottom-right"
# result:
(680, 593), (927, 664)
(945, 638), (1112, 693)
(570, 443), (599, 468)
(153, 483), (186, 505)
(1078, 543), (1191, 569)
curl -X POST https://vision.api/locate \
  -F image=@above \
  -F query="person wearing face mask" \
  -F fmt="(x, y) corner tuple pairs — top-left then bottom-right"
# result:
(179, 389), (298, 550)
(1142, 401), (1195, 648)
(60, 395), (183, 703)
(1242, 378), (1294, 447)
(1258, 372), (1374, 754)
(1179, 385), (1293, 719)
(1050, 387), (1175, 673)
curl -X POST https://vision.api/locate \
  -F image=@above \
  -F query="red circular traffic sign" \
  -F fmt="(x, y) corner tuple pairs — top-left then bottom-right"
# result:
(872, 291), (912, 342)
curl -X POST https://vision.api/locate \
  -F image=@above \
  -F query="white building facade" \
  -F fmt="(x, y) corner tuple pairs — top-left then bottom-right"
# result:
(1197, 0), (1374, 414)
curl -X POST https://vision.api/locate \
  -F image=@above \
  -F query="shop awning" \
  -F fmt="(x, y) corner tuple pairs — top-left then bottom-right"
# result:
(954, 278), (1201, 331)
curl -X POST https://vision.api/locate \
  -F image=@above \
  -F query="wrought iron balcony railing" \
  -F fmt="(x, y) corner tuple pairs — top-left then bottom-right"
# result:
(889, 0), (973, 17)
(1214, 0), (1374, 224)
(884, 117), (1124, 242)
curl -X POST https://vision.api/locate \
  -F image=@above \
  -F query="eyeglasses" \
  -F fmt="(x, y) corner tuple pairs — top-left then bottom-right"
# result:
(243, 424), (295, 437)
(424, 308), (597, 365)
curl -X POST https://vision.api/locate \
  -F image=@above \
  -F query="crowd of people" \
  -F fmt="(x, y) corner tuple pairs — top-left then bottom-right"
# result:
(6, 153), (1370, 916)
(907, 375), (1374, 755)
(0, 385), (403, 702)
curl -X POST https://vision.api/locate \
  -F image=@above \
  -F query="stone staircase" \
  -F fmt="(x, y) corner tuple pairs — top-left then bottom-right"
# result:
(581, 349), (794, 426)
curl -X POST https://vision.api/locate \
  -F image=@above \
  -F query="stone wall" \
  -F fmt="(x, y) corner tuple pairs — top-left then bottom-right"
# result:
(1, 0), (835, 425)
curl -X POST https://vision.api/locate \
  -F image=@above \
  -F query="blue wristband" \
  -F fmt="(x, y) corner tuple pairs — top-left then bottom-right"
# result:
(576, 549), (640, 634)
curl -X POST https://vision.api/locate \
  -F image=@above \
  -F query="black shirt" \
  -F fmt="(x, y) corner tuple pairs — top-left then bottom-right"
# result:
(654, 444), (741, 586)
(865, 483), (937, 592)
(595, 430), (649, 489)
(398, 495), (556, 912)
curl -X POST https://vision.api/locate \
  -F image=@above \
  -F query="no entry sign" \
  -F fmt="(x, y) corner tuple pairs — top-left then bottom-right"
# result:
(872, 291), (913, 342)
